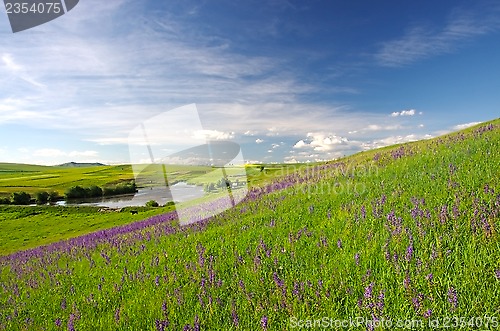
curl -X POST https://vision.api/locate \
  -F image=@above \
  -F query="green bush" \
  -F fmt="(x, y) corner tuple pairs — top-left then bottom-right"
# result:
(65, 186), (89, 200)
(48, 191), (60, 203)
(0, 197), (10, 205)
(11, 191), (31, 205)
(103, 182), (136, 196)
(88, 185), (103, 197)
(35, 191), (50, 205)
(145, 200), (159, 207)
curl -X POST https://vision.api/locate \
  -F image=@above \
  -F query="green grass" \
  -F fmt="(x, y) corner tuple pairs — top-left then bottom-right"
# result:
(0, 205), (174, 255)
(0, 164), (136, 197)
(0, 119), (498, 330)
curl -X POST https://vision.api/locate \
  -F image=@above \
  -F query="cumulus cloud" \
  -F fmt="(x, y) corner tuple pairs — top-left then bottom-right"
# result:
(391, 109), (416, 117)
(307, 133), (349, 152)
(193, 129), (235, 140)
(292, 132), (359, 159)
(293, 140), (306, 148)
(255, 138), (264, 144)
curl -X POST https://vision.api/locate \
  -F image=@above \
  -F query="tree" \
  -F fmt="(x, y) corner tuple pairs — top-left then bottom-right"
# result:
(88, 185), (103, 198)
(11, 191), (31, 205)
(65, 186), (88, 200)
(35, 191), (50, 205)
(48, 191), (60, 203)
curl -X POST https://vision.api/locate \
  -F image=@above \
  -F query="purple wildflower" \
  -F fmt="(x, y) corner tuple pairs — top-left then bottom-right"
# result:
(364, 283), (374, 299)
(412, 293), (423, 311)
(319, 236), (327, 247)
(426, 273), (433, 282)
(67, 314), (75, 331)
(261, 316), (268, 330)
(405, 244), (413, 262)
(231, 309), (239, 326)
(155, 320), (168, 331)
(61, 298), (67, 310)
(423, 309), (432, 319)
(354, 253), (360, 266)
(55, 318), (62, 327)
(114, 308), (120, 323)
(447, 287), (458, 310)
(495, 269), (500, 280)
(273, 272), (284, 288)
(403, 273), (411, 290)
(337, 239), (342, 249)
(197, 243), (206, 268)
(376, 291), (385, 311)
(194, 315), (200, 331)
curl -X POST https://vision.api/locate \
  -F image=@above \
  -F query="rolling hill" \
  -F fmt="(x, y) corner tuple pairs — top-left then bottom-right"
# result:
(0, 119), (498, 330)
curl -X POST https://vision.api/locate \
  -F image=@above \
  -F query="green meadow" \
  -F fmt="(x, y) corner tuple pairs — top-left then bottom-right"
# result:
(0, 164), (135, 197)
(0, 119), (498, 330)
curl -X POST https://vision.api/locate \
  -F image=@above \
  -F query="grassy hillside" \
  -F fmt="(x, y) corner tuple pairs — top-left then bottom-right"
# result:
(0, 119), (498, 330)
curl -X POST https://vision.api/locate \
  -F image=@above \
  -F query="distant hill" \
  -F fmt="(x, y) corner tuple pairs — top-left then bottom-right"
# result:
(57, 162), (107, 168)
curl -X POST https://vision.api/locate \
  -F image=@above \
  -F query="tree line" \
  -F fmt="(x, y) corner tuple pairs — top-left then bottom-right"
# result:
(0, 182), (137, 205)
(64, 182), (137, 199)
(0, 191), (59, 205)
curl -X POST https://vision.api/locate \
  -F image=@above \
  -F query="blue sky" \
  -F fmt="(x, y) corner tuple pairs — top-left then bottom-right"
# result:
(0, 0), (499, 165)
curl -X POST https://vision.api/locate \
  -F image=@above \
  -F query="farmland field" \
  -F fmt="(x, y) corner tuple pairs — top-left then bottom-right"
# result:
(0, 119), (499, 330)
(0, 164), (136, 197)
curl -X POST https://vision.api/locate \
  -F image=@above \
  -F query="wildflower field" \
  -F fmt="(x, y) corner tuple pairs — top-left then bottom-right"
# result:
(0, 120), (499, 330)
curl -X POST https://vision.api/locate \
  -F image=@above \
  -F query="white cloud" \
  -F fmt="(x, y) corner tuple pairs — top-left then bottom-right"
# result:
(307, 133), (349, 152)
(362, 134), (433, 150)
(2, 54), (22, 71)
(293, 140), (306, 148)
(376, 5), (500, 67)
(453, 122), (481, 130)
(391, 109), (416, 117)
(193, 129), (235, 141)
(364, 124), (402, 131)
(255, 138), (264, 144)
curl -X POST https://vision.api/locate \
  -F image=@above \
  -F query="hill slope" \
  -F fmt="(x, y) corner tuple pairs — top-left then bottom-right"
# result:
(0, 119), (499, 330)
(57, 162), (107, 167)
